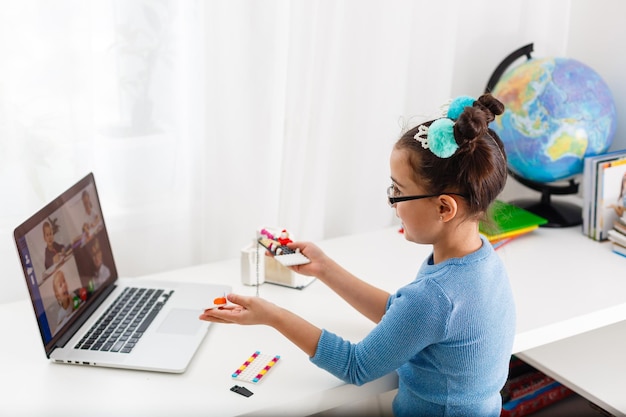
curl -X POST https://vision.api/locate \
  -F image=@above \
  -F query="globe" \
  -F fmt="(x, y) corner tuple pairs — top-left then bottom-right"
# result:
(490, 57), (617, 183)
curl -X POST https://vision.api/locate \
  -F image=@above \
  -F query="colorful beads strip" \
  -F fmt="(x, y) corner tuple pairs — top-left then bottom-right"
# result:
(232, 351), (280, 383)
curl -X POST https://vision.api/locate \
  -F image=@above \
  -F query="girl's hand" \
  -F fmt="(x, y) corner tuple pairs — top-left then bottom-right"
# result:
(284, 241), (329, 277)
(199, 293), (278, 326)
(200, 293), (322, 357)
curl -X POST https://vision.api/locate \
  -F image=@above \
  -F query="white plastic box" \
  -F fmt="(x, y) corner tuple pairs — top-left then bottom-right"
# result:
(239, 227), (315, 289)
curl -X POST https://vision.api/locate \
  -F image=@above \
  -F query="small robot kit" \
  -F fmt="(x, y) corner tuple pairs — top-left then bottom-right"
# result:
(257, 228), (310, 267)
(240, 227), (315, 289)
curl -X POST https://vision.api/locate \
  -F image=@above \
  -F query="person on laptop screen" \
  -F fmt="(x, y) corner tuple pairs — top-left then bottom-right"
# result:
(52, 270), (77, 329)
(43, 220), (69, 270)
(90, 237), (111, 288)
(81, 189), (101, 240)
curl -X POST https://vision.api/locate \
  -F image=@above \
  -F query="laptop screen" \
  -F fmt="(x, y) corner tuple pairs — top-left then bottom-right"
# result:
(14, 173), (118, 352)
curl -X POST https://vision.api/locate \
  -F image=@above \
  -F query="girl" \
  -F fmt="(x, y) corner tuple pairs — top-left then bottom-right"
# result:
(200, 94), (516, 417)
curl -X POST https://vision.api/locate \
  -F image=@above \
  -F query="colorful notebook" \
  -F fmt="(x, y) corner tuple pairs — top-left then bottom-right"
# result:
(480, 200), (548, 242)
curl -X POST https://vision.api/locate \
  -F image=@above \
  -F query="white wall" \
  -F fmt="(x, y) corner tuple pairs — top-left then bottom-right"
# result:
(4, 1), (624, 304)
(567, 0), (625, 152)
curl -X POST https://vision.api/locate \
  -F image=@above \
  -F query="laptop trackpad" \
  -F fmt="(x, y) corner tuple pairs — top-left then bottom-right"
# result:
(157, 308), (203, 335)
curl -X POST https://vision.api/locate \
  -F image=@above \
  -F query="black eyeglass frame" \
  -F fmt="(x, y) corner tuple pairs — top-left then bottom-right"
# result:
(386, 185), (468, 206)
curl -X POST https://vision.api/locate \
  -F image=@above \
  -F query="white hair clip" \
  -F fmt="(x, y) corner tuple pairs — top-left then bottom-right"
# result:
(438, 99), (453, 118)
(414, 124), (430, 149)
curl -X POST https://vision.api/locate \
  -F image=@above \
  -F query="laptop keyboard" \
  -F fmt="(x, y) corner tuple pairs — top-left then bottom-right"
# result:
(74, 287), (173, 353)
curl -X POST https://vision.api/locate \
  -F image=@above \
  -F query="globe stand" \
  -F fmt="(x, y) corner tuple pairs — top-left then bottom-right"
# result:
(507, 170), (582, 228)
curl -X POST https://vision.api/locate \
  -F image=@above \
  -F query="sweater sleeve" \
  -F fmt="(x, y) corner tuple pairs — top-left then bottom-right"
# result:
(310, 279), (451, 385)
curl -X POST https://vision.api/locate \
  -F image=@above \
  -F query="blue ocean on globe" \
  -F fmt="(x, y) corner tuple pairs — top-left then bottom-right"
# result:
(490, 57), (617, 183)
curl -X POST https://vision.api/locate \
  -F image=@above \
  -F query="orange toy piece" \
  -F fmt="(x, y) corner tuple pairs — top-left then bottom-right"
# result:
(213, 296), (227, 306)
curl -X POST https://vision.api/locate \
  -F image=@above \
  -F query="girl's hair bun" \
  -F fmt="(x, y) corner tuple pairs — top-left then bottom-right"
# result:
(476, 94), (504, 122)
(455, 94), (504, 144)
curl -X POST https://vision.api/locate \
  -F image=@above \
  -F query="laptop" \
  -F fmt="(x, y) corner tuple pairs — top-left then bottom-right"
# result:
(14, 172), (231, 373)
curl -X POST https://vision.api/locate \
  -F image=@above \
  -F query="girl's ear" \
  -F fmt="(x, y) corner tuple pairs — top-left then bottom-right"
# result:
(438, 194), (458, 222)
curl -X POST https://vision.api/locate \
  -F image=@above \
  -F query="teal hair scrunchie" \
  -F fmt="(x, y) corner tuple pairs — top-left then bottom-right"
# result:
(428, 118), (458, 158)
(447, 95), (475, 120)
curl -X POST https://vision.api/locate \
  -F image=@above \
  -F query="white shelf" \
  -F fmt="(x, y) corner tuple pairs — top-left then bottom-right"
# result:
(519, 320), (626, 416)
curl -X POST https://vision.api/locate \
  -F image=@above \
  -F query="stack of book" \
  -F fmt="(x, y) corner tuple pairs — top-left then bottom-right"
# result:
(479, 200), (548, 250)
(501, 356), (574, 417)
(582, 149), (626, 241)
(608, 216), (626, 257)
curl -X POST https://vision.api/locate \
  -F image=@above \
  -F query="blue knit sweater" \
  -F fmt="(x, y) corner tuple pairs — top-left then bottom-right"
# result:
(311, 236), (516, 417)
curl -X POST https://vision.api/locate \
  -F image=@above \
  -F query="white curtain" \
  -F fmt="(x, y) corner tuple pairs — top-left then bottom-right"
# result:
(0, 0), (570, 302)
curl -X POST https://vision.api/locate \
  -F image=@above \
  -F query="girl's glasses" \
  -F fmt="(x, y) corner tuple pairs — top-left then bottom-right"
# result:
(386, 185), (467, 207)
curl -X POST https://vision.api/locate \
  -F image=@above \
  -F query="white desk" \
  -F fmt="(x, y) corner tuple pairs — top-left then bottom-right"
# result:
(1, 226), (626, 416)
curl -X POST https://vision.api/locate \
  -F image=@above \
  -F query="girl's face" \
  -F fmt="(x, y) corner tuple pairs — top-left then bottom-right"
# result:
(53, 272), (70, 306)
(44, 224), (54, 247)
(389, 148), (441, 244)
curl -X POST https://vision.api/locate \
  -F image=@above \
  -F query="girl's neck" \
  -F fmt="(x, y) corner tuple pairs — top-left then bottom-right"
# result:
(432, 221), (482, 264)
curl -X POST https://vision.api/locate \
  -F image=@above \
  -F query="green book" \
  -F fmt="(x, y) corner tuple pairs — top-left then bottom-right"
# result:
(480, 200), (548, 240)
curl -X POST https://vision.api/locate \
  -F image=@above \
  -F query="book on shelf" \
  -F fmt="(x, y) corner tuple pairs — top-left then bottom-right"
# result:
(613, 217), (626, 235)
(501, 356), (574, 417)
(480, 200), (548, 246)
(608, 228), (626, 247)
(607, 214), (626, 258)
(582, 151), (624, 237)
(596, 158), (626, 240)
(582, 150), (626, 240)
(612, 240), (626, 258)
(582, 152), (621, 236)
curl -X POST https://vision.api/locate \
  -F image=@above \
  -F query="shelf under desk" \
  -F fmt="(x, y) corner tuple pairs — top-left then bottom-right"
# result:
(518, 320), (626, 417)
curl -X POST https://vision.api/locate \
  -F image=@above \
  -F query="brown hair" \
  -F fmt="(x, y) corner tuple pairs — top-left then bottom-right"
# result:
(394, 93), (507, 219)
